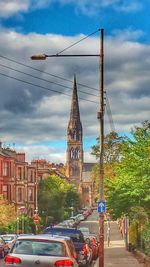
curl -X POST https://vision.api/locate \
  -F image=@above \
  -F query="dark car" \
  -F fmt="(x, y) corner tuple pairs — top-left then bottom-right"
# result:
(43, 227), (92, 266)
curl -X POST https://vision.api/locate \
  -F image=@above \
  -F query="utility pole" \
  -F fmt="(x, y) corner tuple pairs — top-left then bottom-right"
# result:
(98, 28), (105, 267)
(34, 159), (39, 234)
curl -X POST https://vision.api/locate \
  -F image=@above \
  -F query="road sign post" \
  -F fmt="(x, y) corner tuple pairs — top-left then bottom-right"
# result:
(98, 201), (106, 213)
(33, 214), (39, 226)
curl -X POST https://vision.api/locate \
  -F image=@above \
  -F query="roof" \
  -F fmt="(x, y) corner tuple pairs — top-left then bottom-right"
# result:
(44, 227), (82, 234)
(17, 234), (70, 242)
(83, 163), (96, 172)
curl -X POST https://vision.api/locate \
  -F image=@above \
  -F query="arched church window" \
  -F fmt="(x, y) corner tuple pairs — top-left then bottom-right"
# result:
(73, 130), (78, 141)
(71, 148), (75, 159)
(75, 147), (80, 159)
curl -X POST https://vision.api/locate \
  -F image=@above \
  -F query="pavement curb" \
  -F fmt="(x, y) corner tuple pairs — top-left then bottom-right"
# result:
(133, 249), (150, 266)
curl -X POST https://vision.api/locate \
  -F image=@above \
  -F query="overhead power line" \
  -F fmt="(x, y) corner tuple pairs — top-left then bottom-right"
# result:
(0, 55), (99, 92)
(105, 92), (115, 132)
(0, 63), (98, 98)
(0, 72), (98, 104)
(56, 28), (100, 55)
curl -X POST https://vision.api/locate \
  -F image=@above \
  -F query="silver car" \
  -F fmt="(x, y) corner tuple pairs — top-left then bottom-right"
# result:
(1, 234), (17, 249)
(4, 234), (78, 267)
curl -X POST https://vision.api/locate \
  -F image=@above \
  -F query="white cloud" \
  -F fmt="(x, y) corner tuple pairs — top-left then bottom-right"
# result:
(114, 0), (142, 12)
(0, 0), (30, 18)
(0, 0), (143, 18)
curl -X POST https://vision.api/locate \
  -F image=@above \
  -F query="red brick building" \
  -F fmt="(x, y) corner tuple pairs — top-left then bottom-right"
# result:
(0, 144), (36, 216)
(0, 145), (68, 218)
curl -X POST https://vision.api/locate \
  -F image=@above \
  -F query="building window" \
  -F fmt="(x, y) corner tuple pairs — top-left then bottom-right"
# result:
(75, 147), (80, 159)
(28, 188), (33, 201)
(71, 148), (75, 159)
(18, 167), (22, 180)
(29, 170), (34, 182)
(3, 185), (8, 192)
(3, 162), (9, 176)
(38, 176), (42, 181)
(18, 188), (23, 202)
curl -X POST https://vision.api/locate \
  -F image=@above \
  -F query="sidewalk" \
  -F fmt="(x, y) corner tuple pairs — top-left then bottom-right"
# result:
(94, 221), (144, 267)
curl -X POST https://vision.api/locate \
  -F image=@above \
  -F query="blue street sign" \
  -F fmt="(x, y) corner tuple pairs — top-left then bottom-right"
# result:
(97, 201), (106, 213)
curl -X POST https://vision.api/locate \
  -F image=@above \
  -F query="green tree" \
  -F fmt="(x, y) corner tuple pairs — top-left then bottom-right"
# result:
(91, 131), (124, 199)
(38, 175), (81, 227)
(105, 121), (150, 219)
(0, 195), (17, 233)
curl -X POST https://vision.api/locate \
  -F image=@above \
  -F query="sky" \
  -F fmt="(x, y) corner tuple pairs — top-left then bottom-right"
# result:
(0, 0), (149, 163)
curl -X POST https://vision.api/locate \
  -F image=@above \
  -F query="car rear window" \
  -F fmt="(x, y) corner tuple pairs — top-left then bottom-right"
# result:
(44, 229), (85, 243)
(2, 236), (15, 241)
(11, 240), (65, 256)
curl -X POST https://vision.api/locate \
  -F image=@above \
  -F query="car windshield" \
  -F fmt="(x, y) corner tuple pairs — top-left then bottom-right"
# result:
(79, 228), (89, 233)
(45, 230), (85, 243)
(2, 236), (15, 241)
(11, 240), (65, 256)
(0, 237), (4, 243)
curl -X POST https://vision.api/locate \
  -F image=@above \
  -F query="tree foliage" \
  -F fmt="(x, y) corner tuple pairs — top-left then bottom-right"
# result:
(105, 121), (150, 219)
(0, 195), (17, 232)
(91, 131), (124, 199)
(91, 121), (150, 223)
(38, 175), (81, 227)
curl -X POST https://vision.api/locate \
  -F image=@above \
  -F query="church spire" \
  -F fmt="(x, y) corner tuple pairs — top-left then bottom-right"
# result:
(68, 75), (82, 135)
(70, 75), (80, 123)
(66, 75), (83, 186)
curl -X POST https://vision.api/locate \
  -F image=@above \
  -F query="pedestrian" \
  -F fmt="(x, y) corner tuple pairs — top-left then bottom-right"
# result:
(106, 222), (110, 247)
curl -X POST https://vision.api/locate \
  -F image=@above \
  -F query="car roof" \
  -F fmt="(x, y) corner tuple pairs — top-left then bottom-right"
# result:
(44, 227), (81, 233)
(17, 234), (71, 242)
(1, 234), (17, 236)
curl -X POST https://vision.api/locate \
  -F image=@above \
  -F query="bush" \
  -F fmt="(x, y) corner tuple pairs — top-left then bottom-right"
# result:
(143, 223), (150, 256)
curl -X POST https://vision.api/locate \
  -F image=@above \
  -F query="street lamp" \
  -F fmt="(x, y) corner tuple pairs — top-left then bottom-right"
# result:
(31, 29), (105, 267)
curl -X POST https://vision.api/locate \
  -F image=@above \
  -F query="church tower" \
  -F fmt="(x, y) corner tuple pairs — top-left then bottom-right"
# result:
(66, 76), (83, 189)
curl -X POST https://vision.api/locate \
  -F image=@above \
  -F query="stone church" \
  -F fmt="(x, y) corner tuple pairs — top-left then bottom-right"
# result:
(66, 76), (95, 207)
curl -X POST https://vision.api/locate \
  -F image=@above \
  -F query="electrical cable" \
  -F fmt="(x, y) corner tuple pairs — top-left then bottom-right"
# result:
(56, 28), (100, 55)
(0, 63), (99, 98)
(0, 72), (98, 104)
(0, 55), (99, 92)
(106, 92), (115, 132)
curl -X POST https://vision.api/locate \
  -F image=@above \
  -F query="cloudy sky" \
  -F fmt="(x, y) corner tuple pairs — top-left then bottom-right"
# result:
(0, 0), (149, 163)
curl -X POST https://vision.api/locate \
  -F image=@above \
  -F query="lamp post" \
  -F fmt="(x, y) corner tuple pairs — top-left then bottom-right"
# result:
(34, 159), (39, 234)
(31, 28), (105, 267)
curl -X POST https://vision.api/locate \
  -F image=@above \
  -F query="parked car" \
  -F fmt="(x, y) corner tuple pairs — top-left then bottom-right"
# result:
(0, 236), (9, 258)
(56, 219), (76, 228)
(70, 216), (80, 227)
(78, 227), (90, 238)
(76, 214), (85, 222)
(43, 227), (92, 266)
(1, 234), (17, 249)
(4, 234), (78, 267)
(85, 235), (99, 260)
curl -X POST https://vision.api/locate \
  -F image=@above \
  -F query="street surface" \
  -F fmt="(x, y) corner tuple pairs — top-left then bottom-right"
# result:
(0, 210), (144, 267)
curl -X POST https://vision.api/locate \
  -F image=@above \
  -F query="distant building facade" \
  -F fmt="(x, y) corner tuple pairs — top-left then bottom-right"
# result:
(0, 145), (68, 218)
(0, 144), (35, 216)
